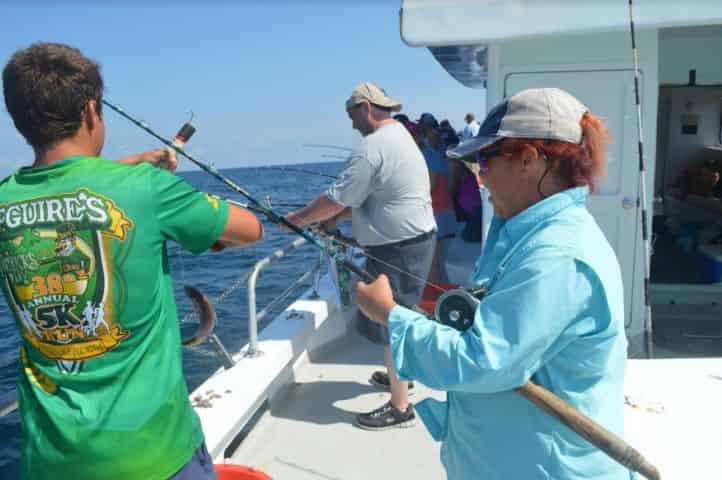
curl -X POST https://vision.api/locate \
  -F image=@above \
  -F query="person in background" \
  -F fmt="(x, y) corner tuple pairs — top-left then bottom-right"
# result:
(418, 113), (456, 283)
(283, 82), (436, 430)
(1, 43), (264, 480)
(439, 119), (460, 150)
(355, 88), (629, 479)
(449, 157), (483, 242)
(462, 112), (481, 140)
(393, 113), (421, 146)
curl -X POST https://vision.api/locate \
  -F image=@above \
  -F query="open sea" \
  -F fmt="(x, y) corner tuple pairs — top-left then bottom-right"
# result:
(0, 161), (345, 478)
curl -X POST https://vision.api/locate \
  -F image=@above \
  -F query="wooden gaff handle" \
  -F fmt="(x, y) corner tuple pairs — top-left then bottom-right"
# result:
(515, 381), (660, 480)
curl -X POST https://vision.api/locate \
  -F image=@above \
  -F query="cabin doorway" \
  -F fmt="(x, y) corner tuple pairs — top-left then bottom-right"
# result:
(505, 70), (642, 327)
(650, 84), (722, 357)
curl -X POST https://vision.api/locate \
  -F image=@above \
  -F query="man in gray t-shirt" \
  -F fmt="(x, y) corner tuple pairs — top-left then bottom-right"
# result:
(284, 82), (436, 430)
(327, 119), (436, 246)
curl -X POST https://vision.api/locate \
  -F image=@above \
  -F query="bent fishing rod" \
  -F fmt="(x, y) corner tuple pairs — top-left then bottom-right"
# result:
(104, 99), (659, 479)
(102, 99), (377, 286)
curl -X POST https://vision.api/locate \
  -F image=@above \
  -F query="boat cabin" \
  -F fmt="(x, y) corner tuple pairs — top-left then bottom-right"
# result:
(402, 0), (722, 358)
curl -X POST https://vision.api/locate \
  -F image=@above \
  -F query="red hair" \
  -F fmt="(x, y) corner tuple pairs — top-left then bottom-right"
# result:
(492, 112), (610, 193)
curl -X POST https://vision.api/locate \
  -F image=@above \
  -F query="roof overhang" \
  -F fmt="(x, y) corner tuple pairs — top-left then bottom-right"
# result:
(400, 0), (722, 47)
(428, 45), (489, 89)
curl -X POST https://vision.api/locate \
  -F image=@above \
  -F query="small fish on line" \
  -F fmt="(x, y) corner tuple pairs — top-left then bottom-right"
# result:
(182, 286), (217, 347)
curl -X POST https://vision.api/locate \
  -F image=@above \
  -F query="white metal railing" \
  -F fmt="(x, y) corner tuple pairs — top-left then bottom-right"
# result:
(245, 237), (322, 357)
(0, 389), (17, 417)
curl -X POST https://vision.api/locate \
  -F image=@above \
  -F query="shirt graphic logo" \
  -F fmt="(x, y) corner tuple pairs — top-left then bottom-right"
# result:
(0, 190), (133, 374)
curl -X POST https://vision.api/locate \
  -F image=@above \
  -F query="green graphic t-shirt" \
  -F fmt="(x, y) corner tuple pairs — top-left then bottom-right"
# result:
(0, 156), (229, 479)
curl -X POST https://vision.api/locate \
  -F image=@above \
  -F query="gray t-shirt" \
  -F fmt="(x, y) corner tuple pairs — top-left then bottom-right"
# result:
(327, 122), (436, 246)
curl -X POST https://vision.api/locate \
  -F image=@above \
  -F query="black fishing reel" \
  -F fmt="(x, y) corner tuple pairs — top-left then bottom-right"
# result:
(434, 286), (487, 331)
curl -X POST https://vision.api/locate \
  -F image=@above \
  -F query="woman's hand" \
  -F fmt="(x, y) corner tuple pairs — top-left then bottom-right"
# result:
(355, 274), (397, 326)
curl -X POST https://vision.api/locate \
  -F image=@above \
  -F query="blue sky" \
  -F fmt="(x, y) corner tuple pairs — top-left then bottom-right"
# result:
(0, 0), (486, 175)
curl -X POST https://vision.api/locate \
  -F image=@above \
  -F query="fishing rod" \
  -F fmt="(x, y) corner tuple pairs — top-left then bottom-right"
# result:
(105, 100), (660, 479)
(628, 0), (654, 359)
(103, 99), (378, 287)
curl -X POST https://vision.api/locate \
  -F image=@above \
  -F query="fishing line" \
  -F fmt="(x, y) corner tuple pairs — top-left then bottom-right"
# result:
(103, 100), (471, 319)
(104, 100), (438, 300)
(262, 165), (338, 180)
(103, 100), (386, 288)
(302, 143), (353, 152)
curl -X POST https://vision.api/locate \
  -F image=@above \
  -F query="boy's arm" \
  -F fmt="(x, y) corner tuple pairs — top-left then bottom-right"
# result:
(117, 148), (178, 172)
(213, 204), (264, 249)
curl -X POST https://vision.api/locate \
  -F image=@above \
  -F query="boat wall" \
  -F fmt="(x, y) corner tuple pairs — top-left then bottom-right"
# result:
(484, 28), (660, 340)
(659, 25), (722, 84)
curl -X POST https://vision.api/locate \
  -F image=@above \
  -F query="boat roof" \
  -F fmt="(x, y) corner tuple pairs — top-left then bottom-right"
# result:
(400, 0), (722, 47)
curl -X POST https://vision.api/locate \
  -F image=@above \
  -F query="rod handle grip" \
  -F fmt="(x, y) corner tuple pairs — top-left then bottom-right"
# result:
(516, 382), (660, 480)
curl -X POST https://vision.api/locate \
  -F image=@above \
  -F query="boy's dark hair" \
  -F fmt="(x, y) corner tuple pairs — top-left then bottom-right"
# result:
(3, 42), (103, 150)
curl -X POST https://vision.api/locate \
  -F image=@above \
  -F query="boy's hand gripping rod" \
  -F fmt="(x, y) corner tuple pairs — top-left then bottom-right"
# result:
(103, 99), (660, 480)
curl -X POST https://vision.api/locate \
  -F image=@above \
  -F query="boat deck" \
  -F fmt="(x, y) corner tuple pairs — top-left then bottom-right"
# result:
(229, 331), (446, 480)
(227, 328), (722, 480)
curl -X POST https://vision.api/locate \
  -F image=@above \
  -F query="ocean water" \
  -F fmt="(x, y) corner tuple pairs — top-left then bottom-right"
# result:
(0, 161), (344, 478)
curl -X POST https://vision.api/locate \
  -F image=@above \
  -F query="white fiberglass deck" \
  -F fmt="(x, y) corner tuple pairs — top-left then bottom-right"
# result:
(227, 329), (722, 480)
(229, 331), (446, 480)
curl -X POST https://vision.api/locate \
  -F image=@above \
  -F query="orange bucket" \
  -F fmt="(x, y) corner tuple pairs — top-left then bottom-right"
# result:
(215, 464), (272, 480)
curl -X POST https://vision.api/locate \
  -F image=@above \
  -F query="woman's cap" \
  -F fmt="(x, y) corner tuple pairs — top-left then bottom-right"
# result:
(447, 88), (588, 160)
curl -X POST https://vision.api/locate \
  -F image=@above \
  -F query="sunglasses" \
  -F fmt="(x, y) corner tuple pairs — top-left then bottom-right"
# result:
(476, 144), (548, 174)
(476, 148), (502, 174)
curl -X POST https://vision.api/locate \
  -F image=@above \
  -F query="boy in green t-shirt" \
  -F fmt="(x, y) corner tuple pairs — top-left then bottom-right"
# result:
(1, 42), (264, 480)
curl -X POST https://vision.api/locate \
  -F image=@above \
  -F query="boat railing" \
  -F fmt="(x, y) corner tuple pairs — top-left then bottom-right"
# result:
(245, 236), (322, 357)
(0, 390), (17, 418)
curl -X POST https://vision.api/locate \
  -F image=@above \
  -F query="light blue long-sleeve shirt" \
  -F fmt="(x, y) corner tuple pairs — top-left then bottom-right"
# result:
(388, 187), (630, 479)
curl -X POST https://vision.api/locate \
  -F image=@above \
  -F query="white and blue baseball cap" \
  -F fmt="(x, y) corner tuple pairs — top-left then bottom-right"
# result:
(447, 88), (588, 159)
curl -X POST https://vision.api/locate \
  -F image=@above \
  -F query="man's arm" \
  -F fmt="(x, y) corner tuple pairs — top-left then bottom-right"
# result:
(320, 207), (351, 231)
(282, 149), (372, 231)
(284, 194), (346, 229)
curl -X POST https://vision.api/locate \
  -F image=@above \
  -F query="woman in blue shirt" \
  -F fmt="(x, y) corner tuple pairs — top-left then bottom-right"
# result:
(355, 88), (631, 479)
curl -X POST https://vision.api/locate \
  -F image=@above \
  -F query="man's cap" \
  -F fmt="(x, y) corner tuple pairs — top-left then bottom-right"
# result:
(417, 112), (439, 129)
(345, 82), (402, 112)
(447, 88), (588, 160)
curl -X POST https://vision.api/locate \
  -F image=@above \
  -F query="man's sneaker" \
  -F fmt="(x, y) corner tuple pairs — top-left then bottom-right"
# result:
(356, 401), (415, 430)
(369, 371), (414, 392)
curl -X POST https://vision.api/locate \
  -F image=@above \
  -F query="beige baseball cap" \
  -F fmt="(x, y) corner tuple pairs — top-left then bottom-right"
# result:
(448, 88), (588, 160)
(345, 82), (402, 112)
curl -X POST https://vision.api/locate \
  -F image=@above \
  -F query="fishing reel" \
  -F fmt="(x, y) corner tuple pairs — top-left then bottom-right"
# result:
(434, 286), (487, 331)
